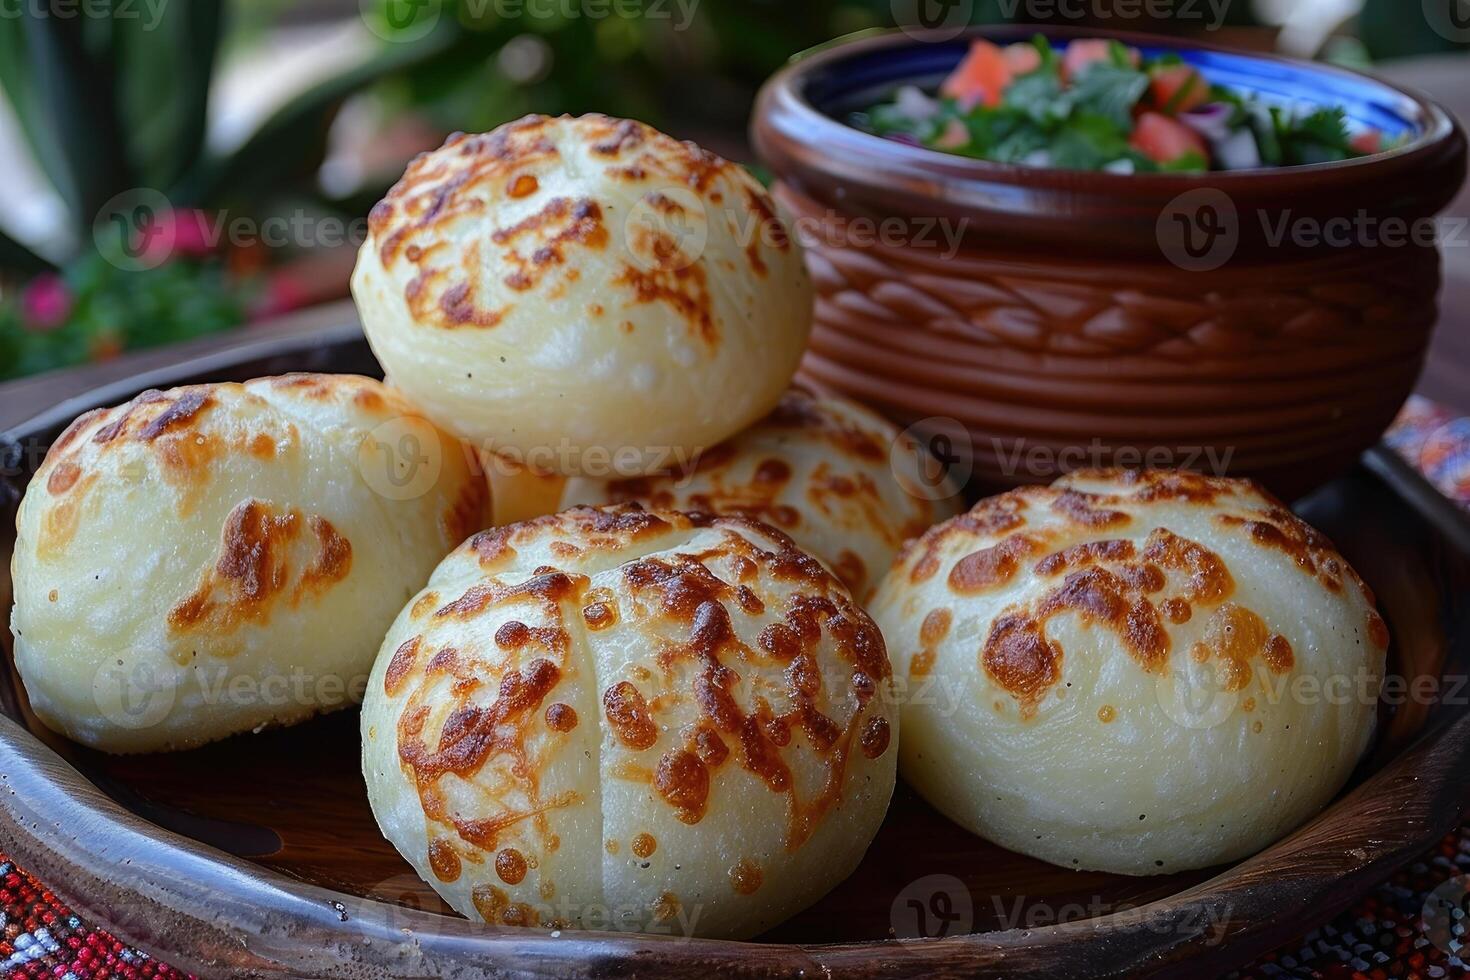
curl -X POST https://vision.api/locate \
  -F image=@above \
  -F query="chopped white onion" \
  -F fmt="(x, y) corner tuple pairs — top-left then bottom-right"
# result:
(1213, 128), (1262, 170)
(1180, 102), (1234, 142)
(895, 85), (941, 122)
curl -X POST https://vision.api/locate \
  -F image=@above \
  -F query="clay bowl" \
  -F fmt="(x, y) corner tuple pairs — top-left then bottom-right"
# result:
(752, 25), (1468, 500)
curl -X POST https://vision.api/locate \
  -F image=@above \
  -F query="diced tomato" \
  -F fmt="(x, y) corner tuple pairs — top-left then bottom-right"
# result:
(1062, 38), (1139, 82)
(941, 39), (1014, 110)
(1130, 111), (1209, 165)
(1350, 129), (1382, 155)
(1003, 42), (1042, 76)
(1149, 64), (1210, 114)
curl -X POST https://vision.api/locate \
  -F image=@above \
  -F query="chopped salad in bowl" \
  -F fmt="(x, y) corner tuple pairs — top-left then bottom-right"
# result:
(853, 36), (1389, 173)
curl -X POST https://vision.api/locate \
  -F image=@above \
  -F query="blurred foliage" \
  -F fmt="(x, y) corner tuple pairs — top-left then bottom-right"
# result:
(0, 0), (454, 377)
(0, 252), (245, 381)
(0, 0), (1461, 381)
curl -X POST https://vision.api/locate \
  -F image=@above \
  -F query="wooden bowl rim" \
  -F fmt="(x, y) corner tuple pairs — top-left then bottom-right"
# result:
(3, 330), (1470, 977)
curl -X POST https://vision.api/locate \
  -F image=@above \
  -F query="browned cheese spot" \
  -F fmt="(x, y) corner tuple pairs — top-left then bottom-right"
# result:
(1141, 528), (1234, 603)
(729, 858), (763, 895)
(950, 534), (1042, 594)
(583, 601), (616, 630)
(908, 491), (1029, 584)
(652, 892), (680, 923)
(654, 749), (710, 825)
(545, 702), (578, 732)
(495, 848), (528, 885)
(508, 173), (539, 198)
(920, 608), (952, 645)
(1038, 567), (1169, 673)
(397, 638), (578, 863)
(385, 636), (422, 697)
(1051, 490), (1129, 529)
(982, 614), (1062, 718)
(1191, 603), (1294, 692)
(1216, 508), (1349, 593)
(428, 839), (461, 882)
(167, 500), (298, 634)
(604, 681), (659, 750)
(1161, 597), (1192, 624)
(470, 881), (540, 928)
(1367, 609), (1390, 649)
(46, 460), (81, 495)
(613, 260), (717, 346)
(859, 715), (891, 759)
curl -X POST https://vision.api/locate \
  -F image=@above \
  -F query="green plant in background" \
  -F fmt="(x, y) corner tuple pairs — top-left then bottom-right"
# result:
(0, 0), (1461, 383)
(0, 0), (457, 379)
(0, 253), (246, 382)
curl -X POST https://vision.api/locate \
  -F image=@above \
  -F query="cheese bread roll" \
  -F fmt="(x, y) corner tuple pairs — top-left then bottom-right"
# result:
(361, 505), (895, 938)
(11, 374), (486, 753)
(871, 469), (1387, 875)
(352, 114), (812, 476)
(561, 385), (962, 600)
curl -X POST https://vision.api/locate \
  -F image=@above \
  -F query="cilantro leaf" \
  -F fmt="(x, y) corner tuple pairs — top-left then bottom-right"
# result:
(1068, 62), (1149, 130)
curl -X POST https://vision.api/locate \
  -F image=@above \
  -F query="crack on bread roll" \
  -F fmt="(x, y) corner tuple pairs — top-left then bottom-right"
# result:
(361, 504), (897, 938)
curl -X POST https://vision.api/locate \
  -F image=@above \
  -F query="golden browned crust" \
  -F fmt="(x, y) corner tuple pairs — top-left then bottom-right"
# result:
(891, 469), (1386, 720)
(365, 115), (790, 342)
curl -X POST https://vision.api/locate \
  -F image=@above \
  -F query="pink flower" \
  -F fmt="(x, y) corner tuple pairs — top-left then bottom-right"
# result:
(248, 271), (311, 320)
(139, 208), (217, 264)
(20, 274), (72, 331)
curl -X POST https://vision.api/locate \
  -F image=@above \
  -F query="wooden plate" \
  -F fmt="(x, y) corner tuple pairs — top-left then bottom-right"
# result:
(2, 323), (1468, 978)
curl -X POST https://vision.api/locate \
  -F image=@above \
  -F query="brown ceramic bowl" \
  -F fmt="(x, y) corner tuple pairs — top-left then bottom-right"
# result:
(752, 26), (1467, 499)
